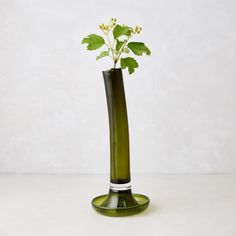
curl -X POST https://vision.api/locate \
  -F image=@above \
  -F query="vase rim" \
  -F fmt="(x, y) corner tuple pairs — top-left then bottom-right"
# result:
(103, 68), (122, 73)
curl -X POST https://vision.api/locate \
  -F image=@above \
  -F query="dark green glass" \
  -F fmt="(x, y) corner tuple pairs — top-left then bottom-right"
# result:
(91, 68), (150, 217)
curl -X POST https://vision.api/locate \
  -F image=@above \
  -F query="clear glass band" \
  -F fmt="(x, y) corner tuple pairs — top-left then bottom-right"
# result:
(110, 182), (131, 191)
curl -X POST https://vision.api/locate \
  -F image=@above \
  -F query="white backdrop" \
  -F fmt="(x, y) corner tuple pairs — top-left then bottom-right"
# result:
(0, 0), (235, 174)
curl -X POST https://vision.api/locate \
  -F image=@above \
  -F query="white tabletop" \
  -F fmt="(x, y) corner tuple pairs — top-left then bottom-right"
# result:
(0, 174), (235, 236)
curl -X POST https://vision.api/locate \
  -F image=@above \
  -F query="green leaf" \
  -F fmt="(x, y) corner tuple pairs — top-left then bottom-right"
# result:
(127, 42), (151, 56)
(120, 57), (139, 74)
(122, 47), (130, 53)
(96, 50), (109, 60)
(116, 39), (125, 51)
(81, 34), (105, 50)
(113, 25), (131, 39)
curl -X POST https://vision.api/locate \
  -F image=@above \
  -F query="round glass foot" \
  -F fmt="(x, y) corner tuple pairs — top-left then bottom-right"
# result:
(91, 193), (150, 217)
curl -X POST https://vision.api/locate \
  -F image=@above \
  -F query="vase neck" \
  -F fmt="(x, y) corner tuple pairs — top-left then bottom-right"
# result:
(103, 69), (130, 184)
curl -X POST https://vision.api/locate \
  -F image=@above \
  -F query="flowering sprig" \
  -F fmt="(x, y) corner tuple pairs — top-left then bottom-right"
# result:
(82, 18), (151, 74)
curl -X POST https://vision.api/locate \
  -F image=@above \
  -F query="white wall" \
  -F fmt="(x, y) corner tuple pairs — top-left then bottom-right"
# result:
(0, 0), (235, 174)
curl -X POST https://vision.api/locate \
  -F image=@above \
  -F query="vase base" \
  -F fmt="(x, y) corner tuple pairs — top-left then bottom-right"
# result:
(91, 192), (150, 217)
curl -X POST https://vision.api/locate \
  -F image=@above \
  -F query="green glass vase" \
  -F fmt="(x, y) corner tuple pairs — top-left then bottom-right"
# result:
(91, 68), (150, 217)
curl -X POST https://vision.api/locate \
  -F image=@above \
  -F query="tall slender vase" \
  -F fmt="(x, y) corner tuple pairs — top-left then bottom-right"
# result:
(91, 68), (150, 217)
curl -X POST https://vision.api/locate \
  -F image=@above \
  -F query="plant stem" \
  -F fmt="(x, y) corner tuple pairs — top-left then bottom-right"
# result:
(116, 35), (132, 64)
(106, 33), (116, 67)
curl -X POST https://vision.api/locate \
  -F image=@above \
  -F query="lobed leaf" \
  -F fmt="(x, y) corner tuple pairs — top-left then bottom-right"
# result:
(81, 34), (105, 50)
(127, 42), (151, 56)
(96, 50), (109, 60)
(113, 25), (131, 39)
(120, 57), (139, 74)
